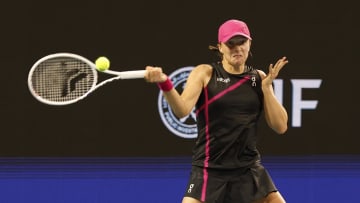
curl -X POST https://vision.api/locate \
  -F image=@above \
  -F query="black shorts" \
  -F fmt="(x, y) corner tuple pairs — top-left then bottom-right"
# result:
(183, 163), (277, 203)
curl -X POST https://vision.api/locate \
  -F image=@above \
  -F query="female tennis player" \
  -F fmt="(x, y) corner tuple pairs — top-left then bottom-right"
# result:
(145, 19), (288, 203)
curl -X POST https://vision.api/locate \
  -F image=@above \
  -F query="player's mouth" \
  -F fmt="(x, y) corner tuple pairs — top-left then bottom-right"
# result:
(233, 54), (243, 58)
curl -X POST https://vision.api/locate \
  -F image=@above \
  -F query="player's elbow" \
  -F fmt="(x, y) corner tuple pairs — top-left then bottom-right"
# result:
(174, 110), (191, 119)
(274, 124), (288, 135)
(172, 105), (194, 119)
(268, 119), (288, 135)
(267, 114), (288, 135)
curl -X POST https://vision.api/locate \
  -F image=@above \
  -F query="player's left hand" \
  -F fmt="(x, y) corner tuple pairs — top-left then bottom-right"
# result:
(262, 56), (289, 86)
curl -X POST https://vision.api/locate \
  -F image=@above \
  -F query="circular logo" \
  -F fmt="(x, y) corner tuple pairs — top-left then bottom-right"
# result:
(157, 66), (197, 139)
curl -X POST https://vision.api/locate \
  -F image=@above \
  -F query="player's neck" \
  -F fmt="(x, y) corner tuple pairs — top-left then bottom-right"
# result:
(222, 62), (245, 74)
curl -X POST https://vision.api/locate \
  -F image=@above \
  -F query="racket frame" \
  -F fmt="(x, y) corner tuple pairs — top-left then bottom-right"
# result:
(27, 53), (145, 105)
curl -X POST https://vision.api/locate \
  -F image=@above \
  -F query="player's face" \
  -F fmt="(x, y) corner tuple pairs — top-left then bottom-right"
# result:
(219, 36), (251, 67)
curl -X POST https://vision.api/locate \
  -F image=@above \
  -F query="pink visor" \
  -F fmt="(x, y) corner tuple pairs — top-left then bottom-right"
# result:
(218, 19), (252, 43)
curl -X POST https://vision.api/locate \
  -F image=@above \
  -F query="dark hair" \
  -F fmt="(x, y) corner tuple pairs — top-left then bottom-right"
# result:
(208, 45), (222, 59)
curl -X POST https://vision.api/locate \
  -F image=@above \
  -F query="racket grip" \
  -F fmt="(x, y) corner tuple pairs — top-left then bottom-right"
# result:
(107, 70), (146, 79)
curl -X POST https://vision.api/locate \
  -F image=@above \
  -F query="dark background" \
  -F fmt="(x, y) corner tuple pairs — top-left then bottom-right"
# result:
(1, 0), (358, 156)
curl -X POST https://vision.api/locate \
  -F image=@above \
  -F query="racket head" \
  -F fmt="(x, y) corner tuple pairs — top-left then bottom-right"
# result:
(27, 53), (98, 105)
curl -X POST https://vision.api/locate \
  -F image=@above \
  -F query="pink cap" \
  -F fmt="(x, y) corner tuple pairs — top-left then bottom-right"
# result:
(218, 19), (252, 43)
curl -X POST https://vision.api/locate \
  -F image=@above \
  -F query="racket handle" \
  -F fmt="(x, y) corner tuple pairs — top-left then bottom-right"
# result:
(105, 70), (146, 79)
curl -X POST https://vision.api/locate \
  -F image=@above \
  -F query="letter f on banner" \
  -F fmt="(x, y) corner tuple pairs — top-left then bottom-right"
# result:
(291, 79), (322, 127)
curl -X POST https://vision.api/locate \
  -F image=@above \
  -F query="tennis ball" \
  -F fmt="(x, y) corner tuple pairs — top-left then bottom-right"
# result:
(95, 56), (110, 71)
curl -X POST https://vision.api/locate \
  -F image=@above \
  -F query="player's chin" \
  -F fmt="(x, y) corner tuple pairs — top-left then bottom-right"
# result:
(231, 56), (245, 64)
(231, 60), (245, 67)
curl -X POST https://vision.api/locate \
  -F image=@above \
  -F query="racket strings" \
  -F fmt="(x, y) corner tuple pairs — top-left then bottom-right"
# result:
(30, 57), (95, 102)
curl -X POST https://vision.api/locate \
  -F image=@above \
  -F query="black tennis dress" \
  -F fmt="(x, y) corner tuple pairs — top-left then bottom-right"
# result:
(184, 62), (278, 203)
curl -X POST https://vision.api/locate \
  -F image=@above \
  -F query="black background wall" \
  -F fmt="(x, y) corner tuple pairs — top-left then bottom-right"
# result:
(1, 0), (358, 156)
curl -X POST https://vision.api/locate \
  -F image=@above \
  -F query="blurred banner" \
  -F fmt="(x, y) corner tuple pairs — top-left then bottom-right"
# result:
(1, 0), (357, 156)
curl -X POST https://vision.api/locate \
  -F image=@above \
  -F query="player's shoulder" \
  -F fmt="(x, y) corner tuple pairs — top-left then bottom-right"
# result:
(194, 64), (213, 71)
(191, 64), (213, 75)
(187, 64), (213, 85)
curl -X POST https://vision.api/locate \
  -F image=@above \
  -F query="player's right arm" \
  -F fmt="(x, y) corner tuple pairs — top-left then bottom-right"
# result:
(145, 64), (212, 118)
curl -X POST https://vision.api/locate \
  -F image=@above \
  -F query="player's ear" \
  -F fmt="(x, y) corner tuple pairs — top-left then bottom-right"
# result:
(218, 43), (223, 54)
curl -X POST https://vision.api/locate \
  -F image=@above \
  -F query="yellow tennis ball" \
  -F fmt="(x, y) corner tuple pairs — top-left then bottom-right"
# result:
(95, 56), (110, 71)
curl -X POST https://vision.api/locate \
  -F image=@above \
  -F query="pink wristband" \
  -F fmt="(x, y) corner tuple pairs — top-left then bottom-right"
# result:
(157, 78), (173, 92)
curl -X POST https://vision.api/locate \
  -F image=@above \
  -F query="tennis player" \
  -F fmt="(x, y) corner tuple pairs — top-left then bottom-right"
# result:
(145, 19), (288, 203)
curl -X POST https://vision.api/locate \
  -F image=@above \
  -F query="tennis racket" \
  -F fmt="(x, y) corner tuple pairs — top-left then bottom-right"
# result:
(27, 53), (146, 105)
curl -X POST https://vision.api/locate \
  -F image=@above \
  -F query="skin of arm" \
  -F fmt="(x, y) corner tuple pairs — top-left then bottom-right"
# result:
(258, 57), (289, 134)
(145, 64), (212, 118)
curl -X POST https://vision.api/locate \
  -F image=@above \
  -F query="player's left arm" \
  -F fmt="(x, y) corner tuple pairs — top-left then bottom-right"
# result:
(258, 57), (289, 134)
